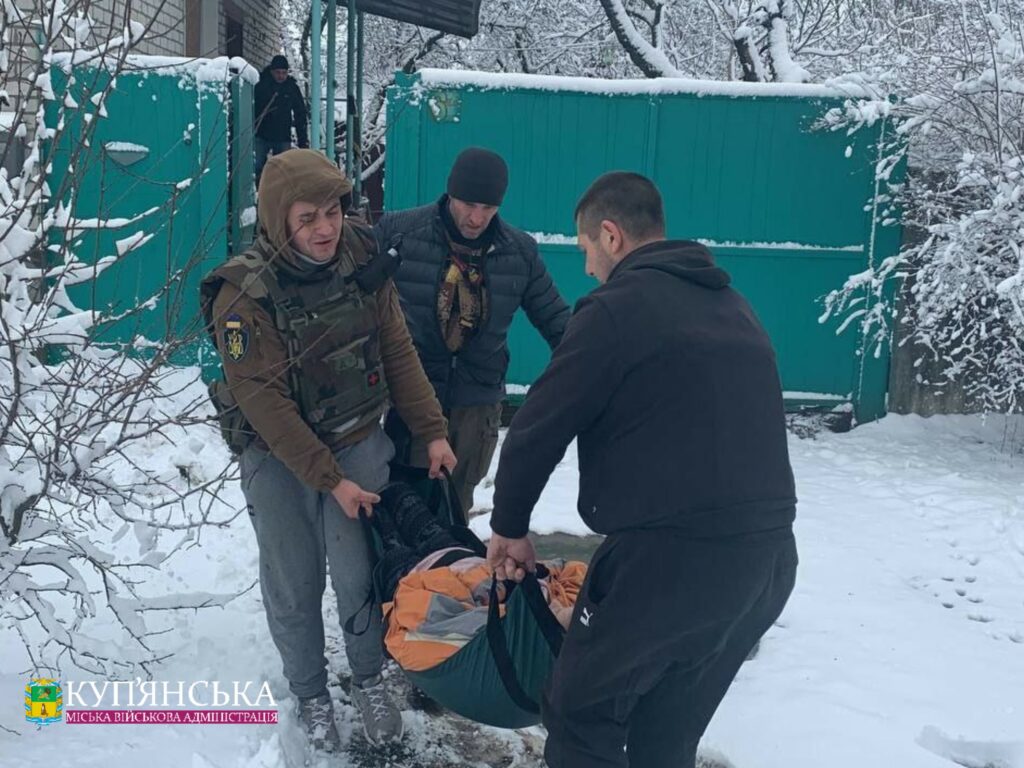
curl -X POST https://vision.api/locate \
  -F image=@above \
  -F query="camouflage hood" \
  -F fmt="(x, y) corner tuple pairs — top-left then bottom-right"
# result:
(257, 149), (354, 265)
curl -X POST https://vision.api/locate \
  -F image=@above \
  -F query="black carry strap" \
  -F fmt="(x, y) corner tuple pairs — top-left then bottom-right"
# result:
(343, 468), (472, 636)
(437, 466), (486, 555)
(438, 465), (465, 528)
(428, 547), (480, 570)
(342, 508), (381, 636)
(485, 571), (565, 714)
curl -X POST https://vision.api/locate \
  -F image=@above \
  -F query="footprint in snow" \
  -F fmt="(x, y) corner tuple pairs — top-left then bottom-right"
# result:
(917, 725), (1024, 768)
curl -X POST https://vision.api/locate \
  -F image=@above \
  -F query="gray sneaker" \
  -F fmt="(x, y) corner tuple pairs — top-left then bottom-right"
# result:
(350, 674), (404, 745)
(297, 692), (341, 754)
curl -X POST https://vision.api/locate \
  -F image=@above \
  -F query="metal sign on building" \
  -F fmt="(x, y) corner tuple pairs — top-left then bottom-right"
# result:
(356, 0), (483, 38)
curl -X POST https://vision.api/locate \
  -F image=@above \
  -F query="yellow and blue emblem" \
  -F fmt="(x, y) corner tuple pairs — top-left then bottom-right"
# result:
(25, 678), (63, 725)
(223, 313), (250, 362)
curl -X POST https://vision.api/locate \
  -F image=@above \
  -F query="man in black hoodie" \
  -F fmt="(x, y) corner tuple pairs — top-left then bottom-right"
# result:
(487, 172), (798, 768)
(253, 55), (309, 182)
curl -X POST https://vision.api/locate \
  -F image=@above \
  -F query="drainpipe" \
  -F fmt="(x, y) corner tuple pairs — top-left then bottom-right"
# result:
(355, 9), (364, 204)
(345, 0), (356, 181)
(326, 0), (337, 161)
(310, 0), (322, 151)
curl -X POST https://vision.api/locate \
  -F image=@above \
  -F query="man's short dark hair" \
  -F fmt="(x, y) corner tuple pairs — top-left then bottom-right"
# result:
(574, 172), (665, 241)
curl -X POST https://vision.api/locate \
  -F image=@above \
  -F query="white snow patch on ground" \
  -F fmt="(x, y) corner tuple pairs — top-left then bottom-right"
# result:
(473, 414), (1024, 768)
(2, 409), (1022, 767)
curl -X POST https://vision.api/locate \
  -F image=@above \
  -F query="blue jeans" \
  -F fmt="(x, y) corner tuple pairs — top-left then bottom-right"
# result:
(254, 137), (292, 181)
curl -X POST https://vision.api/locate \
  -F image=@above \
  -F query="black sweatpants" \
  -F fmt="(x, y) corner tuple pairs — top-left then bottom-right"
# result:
(543, 526), (797, 768)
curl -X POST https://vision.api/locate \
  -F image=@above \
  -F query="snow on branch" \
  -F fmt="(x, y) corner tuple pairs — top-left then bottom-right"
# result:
(597, 0), (685, 78)
(1, 0), (244, 678)
(820, 5), (1024, 413)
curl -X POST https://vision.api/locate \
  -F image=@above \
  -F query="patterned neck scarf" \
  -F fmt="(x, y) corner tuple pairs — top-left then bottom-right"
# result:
(437, 238), (489, 353)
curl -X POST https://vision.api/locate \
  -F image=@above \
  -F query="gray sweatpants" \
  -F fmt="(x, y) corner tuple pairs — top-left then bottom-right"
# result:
(240, 426), (395, 699)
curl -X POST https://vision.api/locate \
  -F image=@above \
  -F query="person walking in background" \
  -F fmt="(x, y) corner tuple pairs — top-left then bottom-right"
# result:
(253, 54), (308, 183)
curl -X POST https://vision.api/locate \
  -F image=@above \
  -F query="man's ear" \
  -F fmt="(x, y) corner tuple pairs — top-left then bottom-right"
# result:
(600, 219), (625, 254)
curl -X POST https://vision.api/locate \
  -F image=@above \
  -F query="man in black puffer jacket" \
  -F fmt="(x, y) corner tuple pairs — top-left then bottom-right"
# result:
(253, 55), (308, 182)
(488, 172), (798, 768)
(375, 147), (571, 518)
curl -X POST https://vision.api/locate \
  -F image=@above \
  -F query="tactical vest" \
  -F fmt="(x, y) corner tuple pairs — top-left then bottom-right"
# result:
(201, 220), (396, 453)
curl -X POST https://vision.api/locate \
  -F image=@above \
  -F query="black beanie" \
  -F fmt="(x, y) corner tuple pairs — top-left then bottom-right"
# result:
(446, 148), (508, 206)
(270, 55), (289, 70)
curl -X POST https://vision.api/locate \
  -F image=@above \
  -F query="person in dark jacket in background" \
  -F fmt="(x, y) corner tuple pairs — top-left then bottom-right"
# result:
(486, 172), (799, 768)
(375, 147), (571, 518)
(253, 54), (308, 182)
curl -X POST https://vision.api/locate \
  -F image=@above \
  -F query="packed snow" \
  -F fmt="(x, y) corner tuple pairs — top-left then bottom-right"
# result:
(49, 54), (259, 86)
(415, 68), (872, 99)
(1, 385), (1021, 767)
(529, 232), (867, 253)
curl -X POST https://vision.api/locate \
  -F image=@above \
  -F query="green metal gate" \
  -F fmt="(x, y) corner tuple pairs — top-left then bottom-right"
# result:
(384, 70), (901, 422)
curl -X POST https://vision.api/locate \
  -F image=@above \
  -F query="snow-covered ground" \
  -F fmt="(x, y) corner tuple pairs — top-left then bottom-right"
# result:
(2, 407), (1023, 767)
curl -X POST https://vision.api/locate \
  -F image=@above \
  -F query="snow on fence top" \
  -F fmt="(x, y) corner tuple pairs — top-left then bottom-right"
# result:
(415, 68), (874, 100)
(529, 232), (865, 253)
(49, 53), (259, 86)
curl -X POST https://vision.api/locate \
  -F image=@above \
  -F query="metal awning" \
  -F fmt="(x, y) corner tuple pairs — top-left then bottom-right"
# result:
(355, 0), (483, 38)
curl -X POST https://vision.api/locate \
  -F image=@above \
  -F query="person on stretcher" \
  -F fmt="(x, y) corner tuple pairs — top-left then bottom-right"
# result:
(372, 482), (587, 672)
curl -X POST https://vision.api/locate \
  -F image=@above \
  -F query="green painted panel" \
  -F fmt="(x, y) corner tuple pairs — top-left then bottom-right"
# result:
(47, 66), (233, 365)
(506, 244), (594, 386)
(715, 247), (863, 397)
(507, 244), (865, 401)
(653, 98), (875, 248)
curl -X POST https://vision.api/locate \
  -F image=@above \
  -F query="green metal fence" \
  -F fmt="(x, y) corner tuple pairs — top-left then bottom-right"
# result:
(384, 70), (901, 422)
(46, 59), (255, 367)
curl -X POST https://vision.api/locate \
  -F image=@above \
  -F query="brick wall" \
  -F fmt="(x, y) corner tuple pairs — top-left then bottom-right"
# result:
(86, 0), (187, 57)
(130, 0), (187, 56)
(86, 0), (282, 65)
(221, 0), (283, 70)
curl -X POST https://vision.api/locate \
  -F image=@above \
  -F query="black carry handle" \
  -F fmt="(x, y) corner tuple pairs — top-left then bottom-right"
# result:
(485, 571), (565, 714)
(438, 465), (466, 528)
(342, 507), (381, 636)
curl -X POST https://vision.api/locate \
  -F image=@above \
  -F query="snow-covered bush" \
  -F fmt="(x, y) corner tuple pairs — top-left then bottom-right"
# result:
(1, 1), (239, 677)
(822, 5), (1024, 413)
